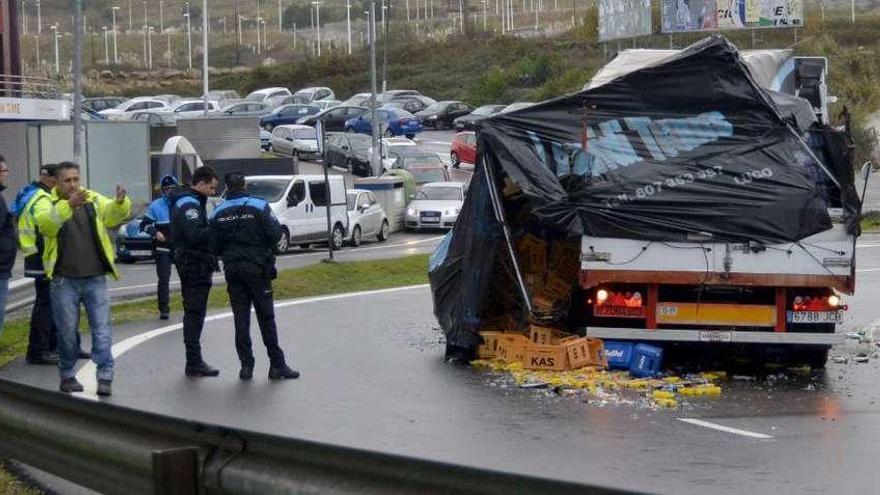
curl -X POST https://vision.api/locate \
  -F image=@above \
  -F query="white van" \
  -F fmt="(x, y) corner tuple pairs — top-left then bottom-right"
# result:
(243, 175), (348, 253)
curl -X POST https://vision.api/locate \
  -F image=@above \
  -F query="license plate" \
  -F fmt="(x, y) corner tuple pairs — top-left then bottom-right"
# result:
(594, 305), (646, 318)
(699, 331), (733, 342)
(787, 311), (842, 323)
(128, 250), (152, 256)
(421, 217), (440, 224)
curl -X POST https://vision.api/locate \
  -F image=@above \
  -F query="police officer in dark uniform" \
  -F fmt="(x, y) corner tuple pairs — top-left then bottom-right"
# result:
(140, 175), (178, 320)
(209, 173), (299, 381)
(169, 166), (220, 377)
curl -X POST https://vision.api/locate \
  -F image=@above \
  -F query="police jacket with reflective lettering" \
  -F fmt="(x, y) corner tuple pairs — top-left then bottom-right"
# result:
(169, 186), (212, 262)
(209, 190), (282, 270)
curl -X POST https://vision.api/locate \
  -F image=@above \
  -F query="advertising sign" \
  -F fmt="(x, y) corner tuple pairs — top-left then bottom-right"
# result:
(598, 0), (653, 42)
(661, 0), (803, 33)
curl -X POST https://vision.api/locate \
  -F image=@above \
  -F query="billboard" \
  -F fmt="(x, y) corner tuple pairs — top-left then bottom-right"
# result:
(599, 0), (653, 42)
(662, 0), (803, 33)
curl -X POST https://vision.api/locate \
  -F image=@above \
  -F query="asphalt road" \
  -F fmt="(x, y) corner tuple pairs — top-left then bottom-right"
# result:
(4, 236), (880, 493)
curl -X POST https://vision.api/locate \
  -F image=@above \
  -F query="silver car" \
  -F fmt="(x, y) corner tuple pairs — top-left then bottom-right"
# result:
(405, 182), (466, 230)
(346, 189), (390, 246)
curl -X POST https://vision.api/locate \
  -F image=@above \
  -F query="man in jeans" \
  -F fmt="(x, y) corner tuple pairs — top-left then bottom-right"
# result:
(0, 155), (16, 337)
(34, 162), (131, 396)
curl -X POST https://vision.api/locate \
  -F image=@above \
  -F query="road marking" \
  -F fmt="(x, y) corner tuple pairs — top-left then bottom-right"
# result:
(856, 268), (880, 273)
(856, 244), (880, 249)
(74, 284), (430, 398)
(677, 418), (773, 439)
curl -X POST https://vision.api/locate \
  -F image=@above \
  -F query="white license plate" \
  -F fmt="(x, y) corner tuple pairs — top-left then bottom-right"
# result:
(787, 311), (842, 323)
(128, 250), (153, 256)
(699, 331), (733, 343)
(421, 218), (440, 224)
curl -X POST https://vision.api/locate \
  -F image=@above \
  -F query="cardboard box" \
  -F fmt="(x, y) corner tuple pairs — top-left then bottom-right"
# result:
(563, 337), (608, 370)
(529, 325), (569, 345)
(477, 332), (503, 359)
(522, 344), (568, 371)
(495, 333), (530, 363)
(543, 273), (574, 299)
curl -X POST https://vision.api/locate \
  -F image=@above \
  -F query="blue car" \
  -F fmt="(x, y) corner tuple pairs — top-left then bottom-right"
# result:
(344, 108), (423, 139)
(259, 104), (321, 130)
(116, 216), (154, 263)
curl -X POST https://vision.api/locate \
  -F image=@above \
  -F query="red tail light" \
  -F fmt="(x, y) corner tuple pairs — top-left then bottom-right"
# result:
(596, 289), (642, 308)
(791, 294), (847, 311)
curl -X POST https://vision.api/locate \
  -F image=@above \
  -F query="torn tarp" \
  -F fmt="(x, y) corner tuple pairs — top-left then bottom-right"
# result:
(429, 35), (859, 359)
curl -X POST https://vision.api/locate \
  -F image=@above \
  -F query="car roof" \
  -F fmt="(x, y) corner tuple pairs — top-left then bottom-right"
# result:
(274, 124), (315, 130)
(251, 87), (289, 94)
(421, 181), (462, 188)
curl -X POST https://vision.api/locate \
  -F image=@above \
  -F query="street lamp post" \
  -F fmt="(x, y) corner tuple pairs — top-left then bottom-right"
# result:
(256, 16), (262, 54)
(203, 0), (209, 115)
(160, 0), (164, 32)
(482, 0), (487, 31)
(459, 0), (464, 34)
(312, 1), (323, 57)
(368, 2), (379, 177)
(50, 24), (59, 75)
(347, 0), (352, 54)
(112, 6), (119, 64)
(128, 0), (133, 31)
(184, 9), (192, 69)
(148, 26), (154, 68)
(102, 26), (109, 64)
(238, 15), (243, 45)
(36, 0), (41, 34)
(142, 1), (148, 68)
(293, 22), (297, 51)
(278, 0), (283, 31)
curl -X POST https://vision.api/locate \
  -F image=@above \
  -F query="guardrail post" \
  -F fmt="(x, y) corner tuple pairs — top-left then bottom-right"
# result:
(152, 447), (199, 495)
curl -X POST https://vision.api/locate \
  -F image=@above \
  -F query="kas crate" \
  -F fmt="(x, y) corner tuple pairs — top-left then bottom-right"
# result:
(630, 343), (664, 378)
(522, 344), (568, 371)
(477, 332), (503, 359)
(495, 333), (530, 363)
(563, 337), (608, 370)
(529, 325), (569, 346)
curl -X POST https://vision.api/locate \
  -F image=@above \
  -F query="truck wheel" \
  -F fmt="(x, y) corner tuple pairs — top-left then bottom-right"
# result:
(331, 224), (345, 250)
(275, 228), (290, 254)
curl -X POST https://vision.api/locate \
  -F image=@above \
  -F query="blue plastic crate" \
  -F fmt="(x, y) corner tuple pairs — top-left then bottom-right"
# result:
(629, 343), (664, 378)
(603, 341), (634, 370)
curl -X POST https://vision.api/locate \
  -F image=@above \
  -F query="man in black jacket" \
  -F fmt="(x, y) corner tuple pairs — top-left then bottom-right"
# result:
(0, 155), (16, 338)
(169, 166), (220, 377)
(209, 173), (299, 381)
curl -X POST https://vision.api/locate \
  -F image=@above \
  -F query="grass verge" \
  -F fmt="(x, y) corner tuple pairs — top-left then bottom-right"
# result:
(0, 254), (429, 495)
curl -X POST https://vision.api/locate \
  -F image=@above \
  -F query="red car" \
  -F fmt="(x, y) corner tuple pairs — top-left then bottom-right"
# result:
(450, 131), (477, 168)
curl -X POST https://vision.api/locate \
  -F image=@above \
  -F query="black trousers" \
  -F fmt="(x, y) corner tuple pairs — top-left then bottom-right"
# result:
(27, 276), (56, 358)
(154, 250), (173, 314)
(177, 266), (212, 366)
(225, 263), (286, 368)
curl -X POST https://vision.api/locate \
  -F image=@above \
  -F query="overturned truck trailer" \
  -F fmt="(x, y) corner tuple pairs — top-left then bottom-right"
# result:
(429, 35), (865, 367)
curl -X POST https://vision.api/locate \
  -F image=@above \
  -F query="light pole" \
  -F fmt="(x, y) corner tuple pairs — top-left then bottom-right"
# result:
(147, 26), (154, 68)
(852, 0), (856, 24)
(278, 0), (283, 31)
(184, 9), (192, 69)
(262, 18), (268, 51)
(36, 0), (41, 34)
(406, 0), (410, 22)
(159, 0), (164, 32)
(256, 16), (262, 54)
(293, 22), (297, 51)
(102, 26), (109, 64)
(73, 0), (83, 163)
(238, 15), (243, 45)
(203, 0), (209, 115)
(142, 1), (148, 68)
(459, 0), (464, 34)
(482, 0), (487, 31)
(347, 0), (352, 54)
(112, 6), (119, 64)
(312, 1), (323, 57)
(368, 1), (379, 177)
(128, 0), (133, 31)
(50, 23), (59, 74)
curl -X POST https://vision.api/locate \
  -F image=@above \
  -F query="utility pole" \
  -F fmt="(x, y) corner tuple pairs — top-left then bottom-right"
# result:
(185, 3), (192, 69)
(112, 6), (119, 64)
(128, 0), (133, 31)
(102, 26), (109, 64)
(406, 0), (410, 22)
(50, 24), (59, 74)
(459, 0), (464, 34)
(36, 0), (41, 34)
(851, 0), (855, 24)
(368, 1), (379, 177)
(160, 0), (164, 32)
(278, 0), (283, 31)
(238, 15), (243, 45)
(73, 1), (83, 163)
(256, 16), (262, 54)
(142, 1), (148, 68)
(347, 0), (352, 54)
(382, 0), (388, 97)
(293, 22), (297, 51)
(313, 1), (323, 57)
(203, 0), (209, 115)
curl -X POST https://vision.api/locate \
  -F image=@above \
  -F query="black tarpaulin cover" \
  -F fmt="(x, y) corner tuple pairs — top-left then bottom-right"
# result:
(429, 35), (859, 359)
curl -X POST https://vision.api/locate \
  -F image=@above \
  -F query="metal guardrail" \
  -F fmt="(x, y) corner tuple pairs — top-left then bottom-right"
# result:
(0, 378), (637, 494)
(0, 75), (63, 99)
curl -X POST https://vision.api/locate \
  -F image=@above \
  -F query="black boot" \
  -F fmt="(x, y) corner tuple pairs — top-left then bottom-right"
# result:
(185, 361), (220, 377)
(27, 352), (59, 365)
(59, 377), (84, 393)
(239, 365), (254, 380)
(97, 380), (112, 397)
(268, 365), (300, 380)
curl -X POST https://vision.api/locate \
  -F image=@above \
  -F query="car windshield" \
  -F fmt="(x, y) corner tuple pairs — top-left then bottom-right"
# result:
(422, 103), (445, 113)
(346, 194), (358, 211)
(472, 105), (501, 115)
(416, 187), (461, 201)
(243, 178), (289, 202)
(294, 128), (317, 139)
(410, 169), (446, 183)
(401, 155), (443, 169)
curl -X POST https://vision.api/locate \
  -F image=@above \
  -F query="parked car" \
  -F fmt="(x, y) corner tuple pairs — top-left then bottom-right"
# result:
(268, 124), (320, 159)
(83, 96), (128, 112)
(450, 131), (477, 167)
(453, 104), (506, 131)
(313, 99), (342, 110)
(260, 104), (321, 130)
(163, 99), (219, 119)
(345, 108), (423, 139)
(244, 174), (349, 252)
(341, 92), (376, 108)
(206, 90), (240, 106)
(245, 87), (292, 104)
(130, 111), (176, 126)
(296, 105), (368, 131)
(99, 98), (169, 120)
(382, 99), (425, 114)
(415, 101), (474, 130)
(216, 101), (273, 117)
(405, 182), (466, 230)
(388, 94), (436, 108)
(260, 129), (272, 151)
(153, 94), (182, 103)
(407, 165), (452, 186)
(346, 189), (390, 246)
(116, 216), (153, 262)
(384, 89), (423, 99)
(292, 86), (336, 103)
(396, 153), (447, 172)
(325, 133), (374, 177)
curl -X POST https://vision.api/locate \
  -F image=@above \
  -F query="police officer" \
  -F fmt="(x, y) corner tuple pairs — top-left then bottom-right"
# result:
(140, 175), (178, 320)
(210, 173), (299, 381)
(169, 166), (220, 377)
